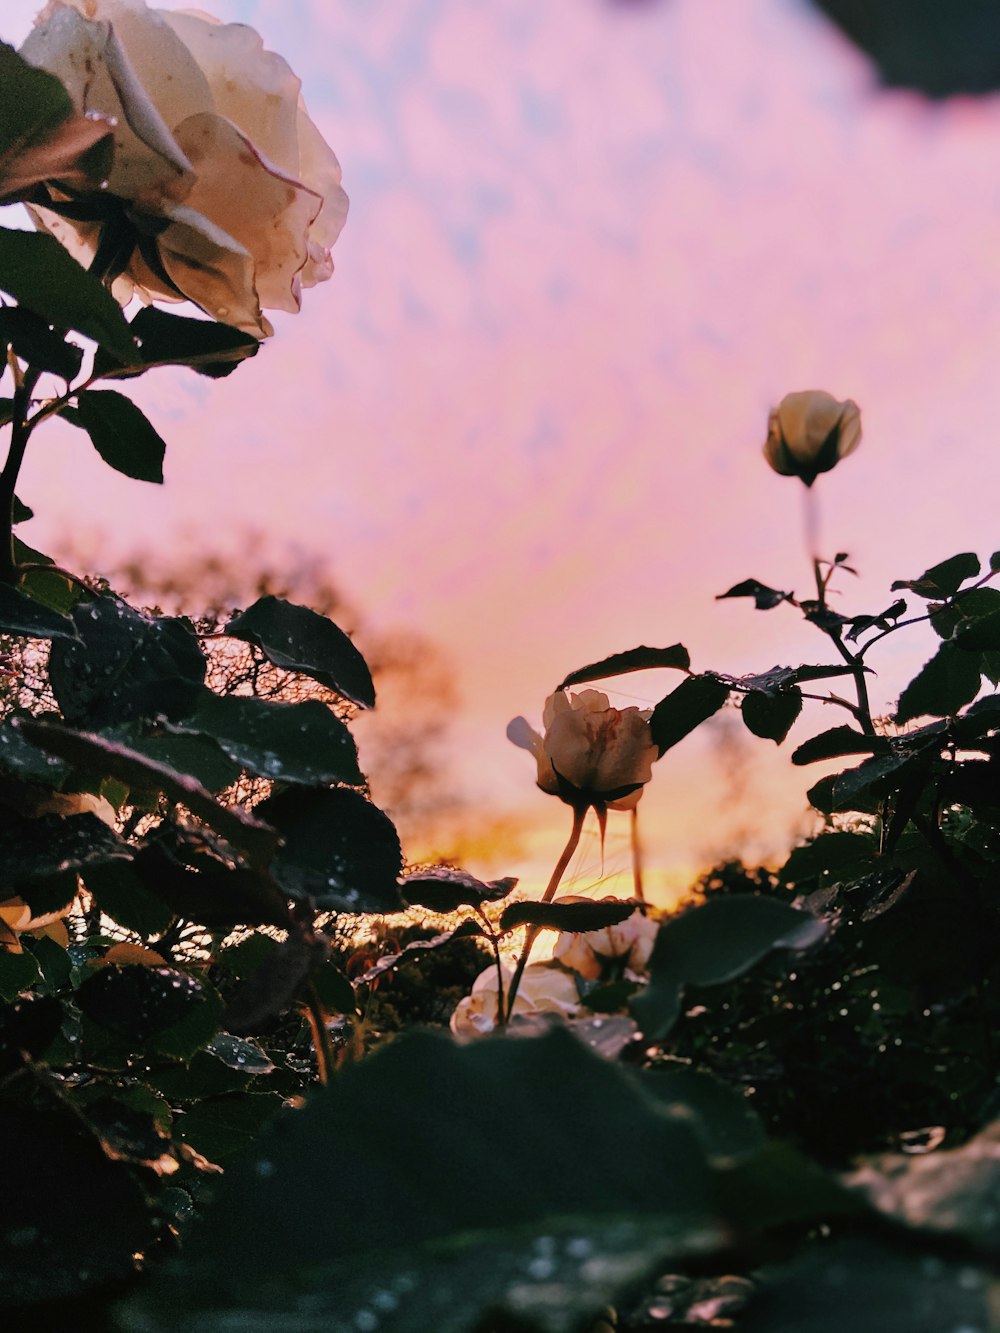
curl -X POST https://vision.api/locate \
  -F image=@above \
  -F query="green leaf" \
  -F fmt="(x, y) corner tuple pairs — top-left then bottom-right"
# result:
(11, 495), (32, 524)
(310, 961), (359, 1014)
(929, 585), (1000, 640)
(632, 897), (826, 1040)
(741, 686), (802, 743)
(0, 580), (78, 640)
(791, 725), (889, 765)
(0, 43), (74, 155)
(169, 691), (362, 786)
(129, 842), (289, 929)
(806, 752), (914, 816)
(0, 949), (41, 1002)
(258, 786), (403, 912)
(352, 922), (486, 986)
(557, 643), (690, 690)
(204, 1034), (275, 1075)
(0, 228), (136, 362)
(75, 965), (207, 1044)
(80, 860), (174, 938)
(116, 731), (241, 793)
(17, 720), (279, 867)
(0, 306), (83, 379)
(92, 306), (259, 380)
(0, 811), (130, 913)
(895, 641), (982, 723)
(122, 1028), (720, 1332)
(955, 608), (1000, 651)
(649, 674), (730, 754)
(0, 716), (69, 784)
(891, 551), (980, 598)
(176, 1092), (283, 1165)
(716, 578), (790, 609)
(500, 898), (638, 933)
(49, 597), (206, 728)
(400, 866), (516, 914)
(779, 831), (876, 888)
(639, 1067), (765, 1163)
(0, 1103), (151, 1306)
(225, 595), (375, 708)
(15, 552), (83, 616)
(59, 388), (166, 482)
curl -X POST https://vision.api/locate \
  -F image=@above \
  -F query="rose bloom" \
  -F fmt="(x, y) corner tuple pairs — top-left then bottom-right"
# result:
(450, 960), (580, 1037)
(763, 391), (861, 487)
(21, 0), (348, 337)
(507, 689), (657, 811)
(552, 900), (659, 981)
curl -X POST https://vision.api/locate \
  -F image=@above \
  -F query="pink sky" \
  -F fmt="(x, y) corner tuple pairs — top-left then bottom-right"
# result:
(6, 0), (1000, 901)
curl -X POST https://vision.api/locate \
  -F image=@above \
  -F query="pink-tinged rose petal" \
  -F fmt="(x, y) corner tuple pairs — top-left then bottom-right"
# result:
(22, 3), (197, 207)
(162, 10), (302, 177)
(173, 111), (321, 313)
(132, 199), (268, 336)
(296, 103), (349, 250)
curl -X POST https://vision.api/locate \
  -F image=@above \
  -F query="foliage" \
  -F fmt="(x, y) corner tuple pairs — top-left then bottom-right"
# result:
(3, 25), (1000, 1333)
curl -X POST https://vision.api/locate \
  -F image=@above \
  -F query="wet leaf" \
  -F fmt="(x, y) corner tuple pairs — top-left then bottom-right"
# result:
(258, 786), (403, 913)
(225, 596), (375, 708)
(92, 306), (258, 380)
(895, 641), (982, 723)
(791, 725), (889, 765)
(716, 579), (790, 610)
(401, 866), (516, 913)
(0, 581), (78, 641)
(633, 897), (826, 1040)
(168, 691), (362, 786)
(891, 551), (980, 598)
(650, 674), (730, 754)
(0, 306), (82, 380)
(741, 687), (802, 743)
(500, 898), (638, 934)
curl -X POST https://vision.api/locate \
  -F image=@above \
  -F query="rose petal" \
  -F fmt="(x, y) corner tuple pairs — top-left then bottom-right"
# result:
(172, 111), (321, 313)
(131, 198), (269, 336)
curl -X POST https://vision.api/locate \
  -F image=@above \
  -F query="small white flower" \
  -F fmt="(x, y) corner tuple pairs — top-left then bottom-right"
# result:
(763, 390), (861, 486)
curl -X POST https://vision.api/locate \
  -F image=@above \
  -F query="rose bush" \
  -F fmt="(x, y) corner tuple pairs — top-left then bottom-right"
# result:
(450, 960), (580, 1036)
(762, 390), (861, 486)
(552, 900), (658, 981)
(507, 688), (657, 811)
(20, 0), (348, 336)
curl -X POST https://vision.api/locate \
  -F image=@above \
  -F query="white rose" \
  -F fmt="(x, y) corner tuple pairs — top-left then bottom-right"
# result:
(762, 391), (861, 487)
(507, 689), (658, 811)
(552, 901), (659, 981)
(450, 960), (580, 1037)
(21, 0), (348, 337)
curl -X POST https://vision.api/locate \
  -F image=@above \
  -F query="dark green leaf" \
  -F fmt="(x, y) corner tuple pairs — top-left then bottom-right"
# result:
(891, 551), (980, 598)
(80, 859), (174, 938)
(176, 1092), (283, 1165)
(500, 898), (638, 933)
(259, 786), (403, 912)
(11, 496), (32, 524)
(632, 897), (826, 1040)
(401, 866), (516, 913)
(930, 586), (1000, 640)
(129, 842), (289, 929)
(225, 596), (375, 708)
(895, 641), (982, 723)
(118, 731), (241, 793)
(0, 994), (62, 1074)
(92, 306), (258, 380)
(75, 964), (206, 1043)
(0, 810), (129, 908)
(49, 598), (205, 727)
(955, 608), (1000, 651)
(0, 1103), (150, 1306)
(16, 557), (83, 616)
(169, 691), (362, 786)
(791, 725), (889, 765)
(0, 228), (136, 362)
(352, 922), (486, 986)
(0, 716), (69, 783)
(779, 831), (876, 888)
(308, 962), (357, 1015)
(650, 674), (730, 754)
(806, 752), (915, 815)
(557, 643), (690, 690)
(59, 388), (165, 482)
(741, 687), (802, 743)
(716, 579), (790, 609)
(123, 1029), (719, 1331)
(0, 580), (78, 640)
(639, 1067), (765, 1163)
(17, 720), (279, 867)
(0, 306), (82, 379)
(0, 948), (40, 1002)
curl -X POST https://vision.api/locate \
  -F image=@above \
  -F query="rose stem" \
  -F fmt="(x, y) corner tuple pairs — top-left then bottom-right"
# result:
(301, 981), (335, 1085)
(504, 804), (586, 1023)
(631, 807), (645, 904)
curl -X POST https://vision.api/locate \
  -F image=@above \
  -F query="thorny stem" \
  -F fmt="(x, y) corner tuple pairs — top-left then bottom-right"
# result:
(811, 554), (876, 736)
(630, 806), (645, 904)
(504, 804), (586, 1023)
